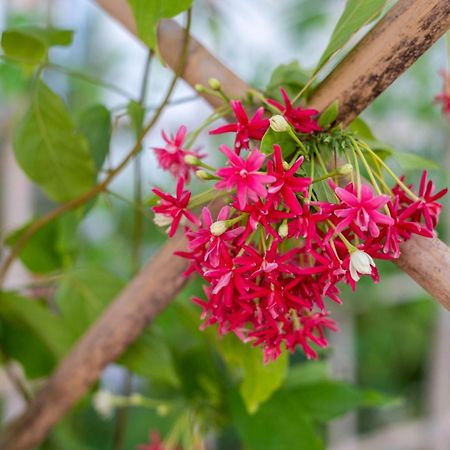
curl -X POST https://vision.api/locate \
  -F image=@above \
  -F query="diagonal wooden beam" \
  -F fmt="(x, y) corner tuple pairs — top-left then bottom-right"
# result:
(1, 1), (449, 448)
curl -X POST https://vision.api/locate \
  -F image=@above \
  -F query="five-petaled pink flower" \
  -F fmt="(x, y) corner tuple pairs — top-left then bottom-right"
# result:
(267, 144), (311, 213)
(209, 100), (269, 153)
(152, 178), (199, 237)
(216, 145), (275, 209)
(153, 125), (203, 181)
(267, 88), (321, 134)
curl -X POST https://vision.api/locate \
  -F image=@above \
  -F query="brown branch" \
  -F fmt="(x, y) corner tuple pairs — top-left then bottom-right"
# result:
(1, 0), (450, 448)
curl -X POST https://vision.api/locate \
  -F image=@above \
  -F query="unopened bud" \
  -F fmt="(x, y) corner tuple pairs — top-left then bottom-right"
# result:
(269, 115), (290, 132)
(184, 154), (200, 165)
(195, 84), (206, 93)
(337, 163), (353, 176)
(208, 77), (221, 90)
(157, 403), (170, 416)
(278, 222), (288, 238)
(282, 161), (290, 171)
(153, 213), (172, 228)
(210, 221), (227, 236)
(195, 170), (210, 180)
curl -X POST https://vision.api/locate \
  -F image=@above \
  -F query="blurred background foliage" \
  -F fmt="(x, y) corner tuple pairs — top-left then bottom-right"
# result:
(0, 0), (449, 449)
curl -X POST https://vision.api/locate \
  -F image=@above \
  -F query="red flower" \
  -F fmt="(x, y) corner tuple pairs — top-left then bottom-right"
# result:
(153, 125), (203, 181)
(267, 88), (321, 133)
(331, 182), (394, 238)
(209, 100), (269, 153)
(216, 145), (275, 209)
(152, 178), (199, 237)
(137, 431), (182, 450)
(267, 144), (311, 213)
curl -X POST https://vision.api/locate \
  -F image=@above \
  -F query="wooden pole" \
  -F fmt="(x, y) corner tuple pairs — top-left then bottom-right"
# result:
(1, 1), (449, 448)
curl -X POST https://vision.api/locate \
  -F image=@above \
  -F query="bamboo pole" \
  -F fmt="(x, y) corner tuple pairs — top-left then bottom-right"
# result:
(1, 1), (449, 448)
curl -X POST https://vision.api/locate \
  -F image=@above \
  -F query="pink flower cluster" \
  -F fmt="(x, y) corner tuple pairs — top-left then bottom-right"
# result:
(151, 90), (446, 362)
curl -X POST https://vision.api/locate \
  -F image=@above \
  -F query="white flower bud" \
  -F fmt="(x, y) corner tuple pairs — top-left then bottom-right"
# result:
(210, 221), (227, 236)
(184, 154), (200, 165)
(195, 84), (206, 93)
(278, 222), (288, 238)
(337, 163), (353, 176)
(93, 390), (115, 419)
(282, 161), (290, 171)
(349, 250), (376, 282)
(153, 213), (172, 228)
(269, 115), (290, 132)
(195, 170), (210, 180)
(208, 77), (221, 90)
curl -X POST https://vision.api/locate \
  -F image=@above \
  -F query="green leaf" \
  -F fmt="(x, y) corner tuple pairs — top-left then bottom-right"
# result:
(78, 104), (112, 171)
(119, 327), (180, 387)
(0, 292), (72, 378)
(318, 100), (339, 128)
(5, 213), (79, 274)
(56, 266), (124, 340)
(218, 334), (288, 414)
(283, 361), (330, 389)
(391, 151), (439, 171)
(316, 0), (387, 72)
(229, 388), (324, 450)
(14, 81), (96, 202)
(287, 380), (390, 422)
(265, 61), (311, 100)
(1, 27), (73, 64)
(260, 127), (296, 157)
(127, 0), (193, 51)
(348, 117), (376, 141)
(127, 100), (145, 137)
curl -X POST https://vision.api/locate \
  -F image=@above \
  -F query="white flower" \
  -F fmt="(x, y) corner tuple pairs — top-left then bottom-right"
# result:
(93, 390), (115, 419)
(349, 250), (376, 282)
(153, 213), (172, 228)
(269, 115), (290, 132)
(210, 221), (227, 236)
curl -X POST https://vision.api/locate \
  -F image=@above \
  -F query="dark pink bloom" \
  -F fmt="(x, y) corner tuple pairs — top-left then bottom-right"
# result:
(216, 145), (276, 209)
(267, 144), (311, 213)
(152, 178), (199, 237)
(137, 431), (182, 450)
(332, 182), (394, 238)
(209, 100), (269, 153)
(267, 88), (321, 134)
(153, 125), (203, 181)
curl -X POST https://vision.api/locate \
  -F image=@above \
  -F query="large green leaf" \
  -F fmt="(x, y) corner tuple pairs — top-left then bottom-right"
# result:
(127, 0), (193, 51)
(265, 61), (311, 100)
(5, 212), (79, 274)
(229, 388), (324, 450)
(316, 0), (387, 72)
(0, 292), (72, 378)
(1, 26), (73, 64)
(78, 104), (112, 171)
(119, 327), (180, 387)
(14, 81), (96, 202)
(55, 266), (124, 340)
(218, 334), (288, 414)
(391, 151), (439, 171)
(260, 127), (296, 157)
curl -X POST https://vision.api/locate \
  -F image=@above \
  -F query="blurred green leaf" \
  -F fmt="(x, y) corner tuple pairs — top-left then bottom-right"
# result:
(120, 327), (180, 387)
(229, 388), (324, 450)
(78, 104), (112, 171)
(1, 27), (73, 64)
(56, 266), (124, 340)
(266, 60), (311, 100)
(391, 151), (439, 171)
(316, 0), (387, 72)
(348, 117), (376, 141)
(14, 81), (96, 202)
(0, 292), (72, 378)
(127, 0), (193, 51)
(218, 334), (287, 414)
(127, 100), (145, 137)
(260, 127), (296, 157)
(318, 100), (339, 128)
(5, 212), (79, 274)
